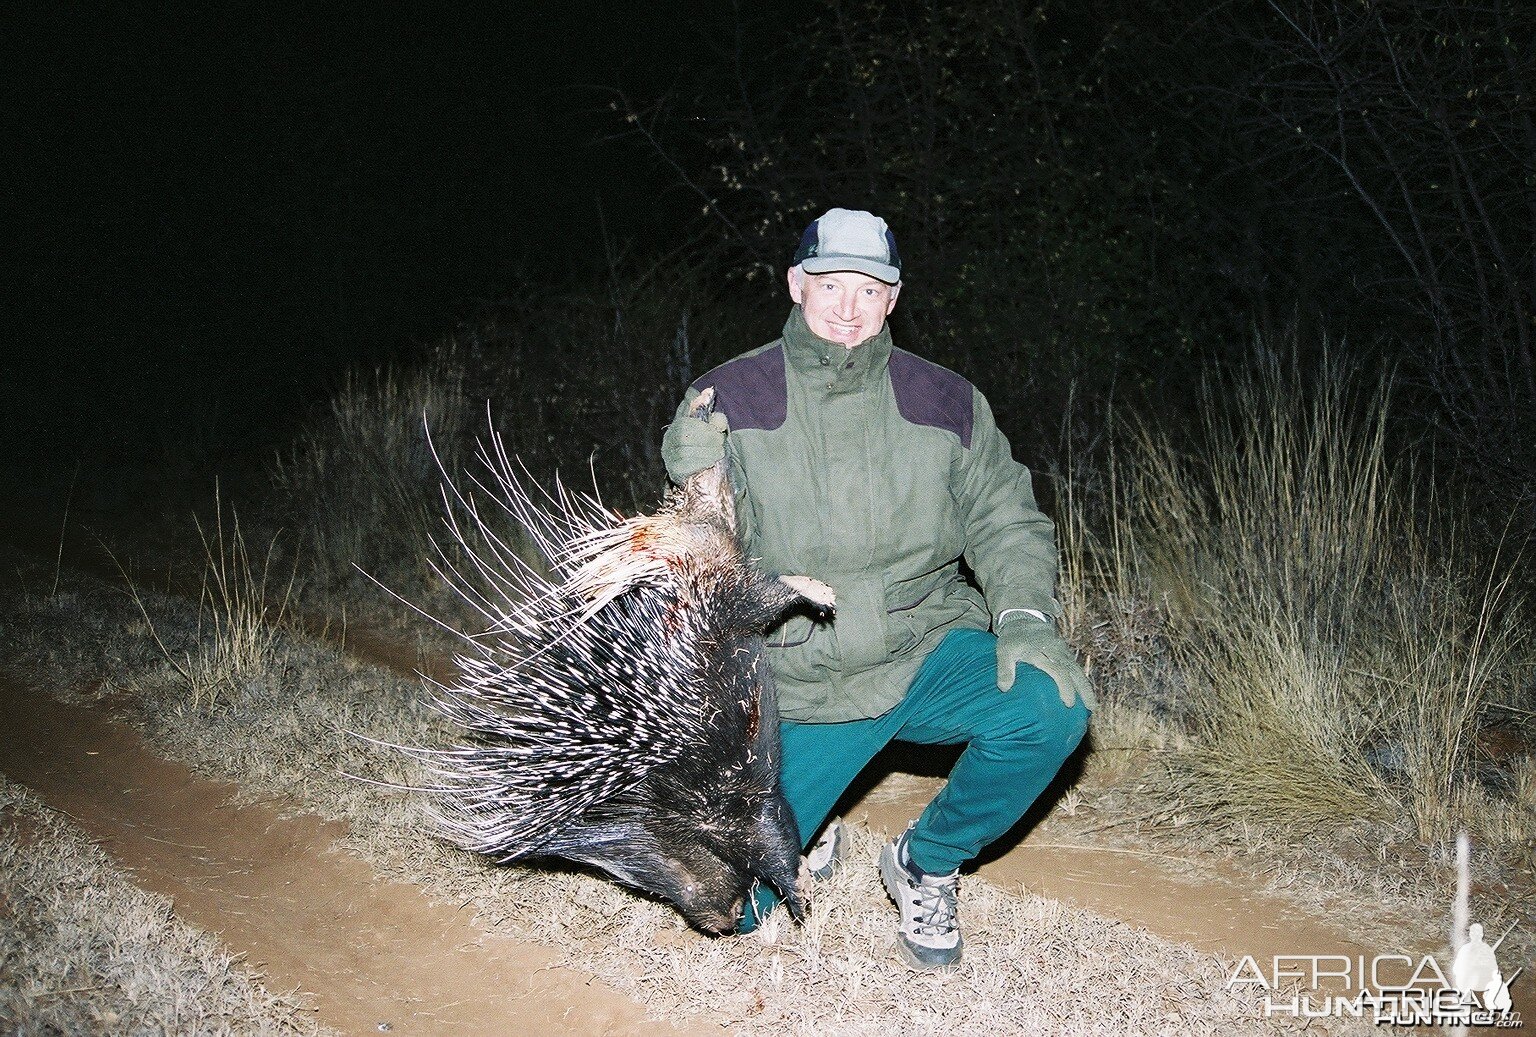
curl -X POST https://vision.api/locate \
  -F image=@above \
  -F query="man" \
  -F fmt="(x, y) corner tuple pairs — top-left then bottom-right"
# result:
(661, 207), (1092, 970)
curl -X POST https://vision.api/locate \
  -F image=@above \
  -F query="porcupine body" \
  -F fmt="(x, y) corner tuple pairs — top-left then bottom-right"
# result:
(418, 391), (833, 933)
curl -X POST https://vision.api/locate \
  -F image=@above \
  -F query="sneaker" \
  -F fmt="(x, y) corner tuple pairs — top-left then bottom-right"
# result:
(805, 817), (846, 881)
(878, 823), (963, 969)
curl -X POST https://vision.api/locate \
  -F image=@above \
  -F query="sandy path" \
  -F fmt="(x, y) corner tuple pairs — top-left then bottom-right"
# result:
(315, 619), (1532, 1015)
(0, 670), (709, 1037)
(2, 521), (1526, 1024)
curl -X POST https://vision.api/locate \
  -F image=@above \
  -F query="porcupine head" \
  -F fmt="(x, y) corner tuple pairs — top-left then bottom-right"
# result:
(551, 388), (834, 933)
(549, 650), (808, 934)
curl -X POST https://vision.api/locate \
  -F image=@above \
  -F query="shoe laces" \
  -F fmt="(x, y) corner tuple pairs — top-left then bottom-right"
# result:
(899, 843), (958, 936)
(909, 872), (958, 936)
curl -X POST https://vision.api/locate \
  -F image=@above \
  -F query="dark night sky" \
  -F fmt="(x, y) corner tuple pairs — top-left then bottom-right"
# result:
(3, 3), (770, 454)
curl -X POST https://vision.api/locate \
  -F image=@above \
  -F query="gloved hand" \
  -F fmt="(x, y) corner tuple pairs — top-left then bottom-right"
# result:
(996, 619), (1095, 711)
(661, 410), (730, 480)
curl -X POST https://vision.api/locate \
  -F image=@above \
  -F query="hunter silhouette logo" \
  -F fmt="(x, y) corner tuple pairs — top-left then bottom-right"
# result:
(1454, 924), (1516, 1015)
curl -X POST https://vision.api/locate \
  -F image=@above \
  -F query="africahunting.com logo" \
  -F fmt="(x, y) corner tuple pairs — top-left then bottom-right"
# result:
(1225, 933), (1522, 1027)
(1228, 833), (1523, 1027)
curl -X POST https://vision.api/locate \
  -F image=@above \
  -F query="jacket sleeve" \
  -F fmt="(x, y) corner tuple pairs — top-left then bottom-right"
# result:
(956, 388), (1061, 626)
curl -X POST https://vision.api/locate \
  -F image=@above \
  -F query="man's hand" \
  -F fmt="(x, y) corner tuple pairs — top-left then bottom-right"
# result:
(996, 619), (1095, 710)
(662, 410), (729, 479)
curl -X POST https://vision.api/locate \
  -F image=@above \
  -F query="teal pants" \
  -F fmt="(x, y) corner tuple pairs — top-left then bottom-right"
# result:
(743, 626), (1090, 927)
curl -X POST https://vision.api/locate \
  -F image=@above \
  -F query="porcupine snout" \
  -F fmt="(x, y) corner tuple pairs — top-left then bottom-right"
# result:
(656, 794), (804, 932)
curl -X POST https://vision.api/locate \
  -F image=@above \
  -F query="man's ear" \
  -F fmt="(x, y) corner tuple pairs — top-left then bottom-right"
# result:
(787, 265), (805, 304)
(886, 282), (901, 314)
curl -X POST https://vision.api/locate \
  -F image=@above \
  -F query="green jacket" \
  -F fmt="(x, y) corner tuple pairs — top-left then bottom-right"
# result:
(665, 306), (1060, 722)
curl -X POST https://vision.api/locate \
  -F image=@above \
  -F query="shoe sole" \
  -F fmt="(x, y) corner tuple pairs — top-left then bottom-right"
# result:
(879, 839), (963, 970)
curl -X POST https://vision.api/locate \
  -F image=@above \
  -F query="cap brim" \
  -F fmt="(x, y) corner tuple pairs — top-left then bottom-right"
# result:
(801, 255), (901, 284)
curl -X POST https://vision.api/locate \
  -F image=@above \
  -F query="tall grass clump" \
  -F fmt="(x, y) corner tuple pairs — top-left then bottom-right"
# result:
(1081, 343), (1531, 842)
(123, 495), (297, 710)
(271, 351), (475, 603)
(193, 500), (296, 687)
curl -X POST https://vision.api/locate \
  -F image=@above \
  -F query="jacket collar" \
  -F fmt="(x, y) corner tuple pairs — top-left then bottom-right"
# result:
(781, 305), (893, 390)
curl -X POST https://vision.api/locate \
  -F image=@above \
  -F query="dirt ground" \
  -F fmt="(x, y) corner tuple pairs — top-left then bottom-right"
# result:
(8, 654), (1526, 1033)
(0, 672), (711, 1036)
(0, 514), (1528, 1033)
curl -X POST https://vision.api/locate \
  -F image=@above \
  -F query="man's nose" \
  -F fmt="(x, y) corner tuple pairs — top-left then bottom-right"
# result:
(835, 291), (858, 319)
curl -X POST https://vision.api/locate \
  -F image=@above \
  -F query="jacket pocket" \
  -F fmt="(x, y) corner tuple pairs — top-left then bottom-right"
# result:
(884, 584), (939, 655)
(830, 575), (891, 671)
(768, 575), (890, 673)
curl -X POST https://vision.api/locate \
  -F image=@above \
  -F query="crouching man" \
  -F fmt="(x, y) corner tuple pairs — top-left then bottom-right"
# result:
(662, 208), (1092, 969)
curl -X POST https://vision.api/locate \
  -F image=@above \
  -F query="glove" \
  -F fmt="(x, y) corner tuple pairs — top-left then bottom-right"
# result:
(996, 619), (1096, 711)
(661, 410), (729, 480)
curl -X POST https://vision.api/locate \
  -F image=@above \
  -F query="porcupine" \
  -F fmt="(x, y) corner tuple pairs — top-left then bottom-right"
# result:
(413, 388), (834, 933)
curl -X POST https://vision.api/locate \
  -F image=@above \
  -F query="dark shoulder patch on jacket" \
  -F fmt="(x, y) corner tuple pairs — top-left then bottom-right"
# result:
(889, 348), (974, 448)
(689, 344), (787, 431)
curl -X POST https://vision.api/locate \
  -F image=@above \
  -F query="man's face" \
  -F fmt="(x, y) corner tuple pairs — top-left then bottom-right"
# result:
(788, 268), (900, 348)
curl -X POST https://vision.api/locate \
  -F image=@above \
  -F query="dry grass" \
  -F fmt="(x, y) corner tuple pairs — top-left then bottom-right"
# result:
(269, 357), (475, 607)
(1060, 346), (1534, 848)
(0, 777), (334, 1037)
(515, 824), (1296, 1036)
(0, 559), (1356, 1036)
(118, 495), (297, 711)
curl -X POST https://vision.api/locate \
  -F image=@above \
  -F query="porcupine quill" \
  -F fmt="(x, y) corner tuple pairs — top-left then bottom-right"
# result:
(406, 388), (834, 933)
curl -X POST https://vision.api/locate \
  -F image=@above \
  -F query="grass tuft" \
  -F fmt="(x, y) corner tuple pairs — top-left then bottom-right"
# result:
(122, 492), (296, 710)
(270, 355), (474, 606)
(1063, 342), (1534, 843)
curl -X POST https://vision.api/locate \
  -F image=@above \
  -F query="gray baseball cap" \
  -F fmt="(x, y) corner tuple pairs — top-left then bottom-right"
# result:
(791, 208), (902, 284)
